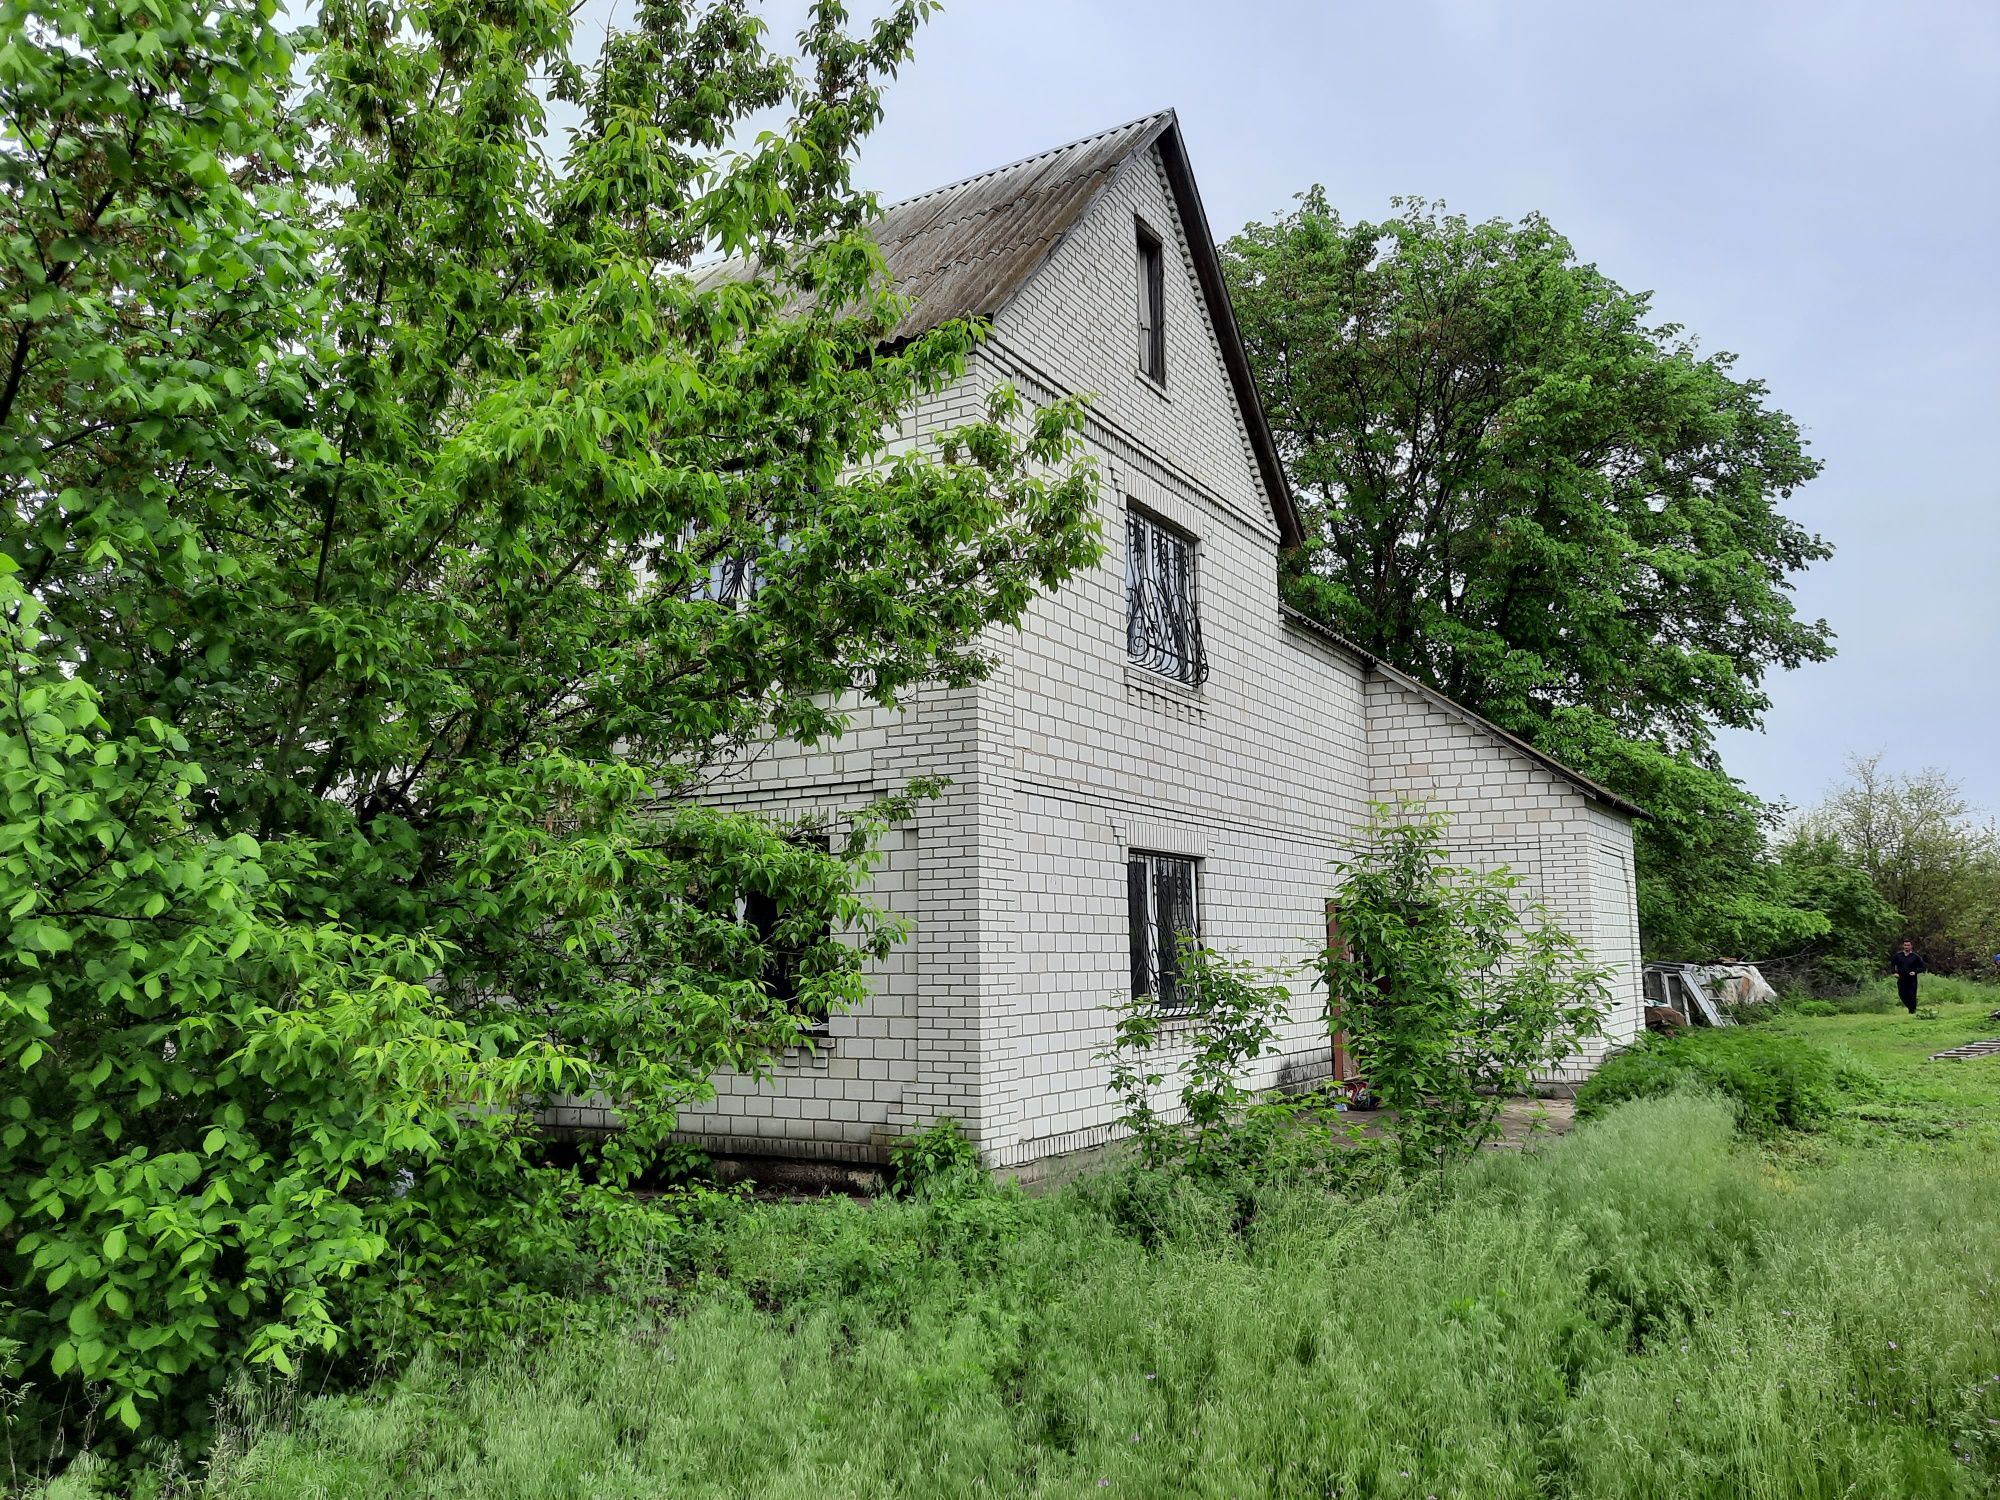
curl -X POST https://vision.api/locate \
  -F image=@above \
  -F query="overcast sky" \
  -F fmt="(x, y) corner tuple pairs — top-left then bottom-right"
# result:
(582, 0), (2000, 818)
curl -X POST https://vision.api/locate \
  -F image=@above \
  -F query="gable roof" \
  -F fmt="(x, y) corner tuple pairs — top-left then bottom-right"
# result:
(867, 110), (1302, 548)
(701, 111), (1304, 548)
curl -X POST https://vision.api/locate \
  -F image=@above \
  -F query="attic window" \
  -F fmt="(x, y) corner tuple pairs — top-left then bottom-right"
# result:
(1136, 220), (1166, 384)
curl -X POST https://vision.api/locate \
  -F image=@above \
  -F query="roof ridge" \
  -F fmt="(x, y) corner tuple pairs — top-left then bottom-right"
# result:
(877, 109), (1175, 213)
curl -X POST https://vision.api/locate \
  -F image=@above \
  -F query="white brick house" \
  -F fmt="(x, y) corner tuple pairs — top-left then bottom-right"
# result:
(668, 112), (1644, 1171)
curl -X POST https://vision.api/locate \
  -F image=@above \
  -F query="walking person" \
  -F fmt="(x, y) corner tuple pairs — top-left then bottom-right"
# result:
(1890, 938), (1927, 1014)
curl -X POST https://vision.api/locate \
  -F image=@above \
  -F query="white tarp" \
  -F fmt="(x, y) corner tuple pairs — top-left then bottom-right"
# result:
(1644, 962), (1778, 1026)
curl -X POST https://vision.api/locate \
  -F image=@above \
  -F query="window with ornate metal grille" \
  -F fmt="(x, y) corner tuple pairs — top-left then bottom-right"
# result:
(704, 553), (758, 605)
(1125, 509), (1206, 685)
(684, 527), (796, 608)
(1128, 851), (1200, 1009)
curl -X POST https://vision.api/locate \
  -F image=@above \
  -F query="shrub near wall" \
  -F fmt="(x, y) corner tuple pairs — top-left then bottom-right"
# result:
(1576, 1030), (1876, 1135)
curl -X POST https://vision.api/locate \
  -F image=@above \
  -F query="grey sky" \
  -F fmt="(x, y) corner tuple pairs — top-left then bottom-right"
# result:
(591, 0), (2000, 818)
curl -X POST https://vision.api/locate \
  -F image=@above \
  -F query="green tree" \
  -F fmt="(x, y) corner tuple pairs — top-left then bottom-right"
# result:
(1798, 755), (2000, 975)
(1543, 714), (1826, 964)
(1, 0), (1098, 1441)
(1222, 195), (1833, 956)
(1766, 827), (1900, 991)
(1324, 805), (1610, 1170)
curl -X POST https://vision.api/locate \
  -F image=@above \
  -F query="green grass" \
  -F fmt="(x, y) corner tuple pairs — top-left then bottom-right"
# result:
(56, 1084), (1997, 1500)
(42, 990), (2000, 1499)
(1767, 984), (2000, 1150)
(1803, 973), (1998, 1016)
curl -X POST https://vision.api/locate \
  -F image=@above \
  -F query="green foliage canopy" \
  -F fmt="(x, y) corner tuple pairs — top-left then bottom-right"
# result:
(1222, 196), (1835, 959)
(1795, 754), (2000, 975)
(1221, 193), (1830, 748)
(1, 0), (1098, 1439)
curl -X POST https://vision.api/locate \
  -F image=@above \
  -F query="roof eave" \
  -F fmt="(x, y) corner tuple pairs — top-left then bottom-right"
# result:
(1152, 117), (1305, 551)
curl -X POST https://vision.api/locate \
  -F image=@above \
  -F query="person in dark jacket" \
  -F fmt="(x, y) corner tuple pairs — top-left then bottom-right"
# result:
(1889, 939), (1927, 1013)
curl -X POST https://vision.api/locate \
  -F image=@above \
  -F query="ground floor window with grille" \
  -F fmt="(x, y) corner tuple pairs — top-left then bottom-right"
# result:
(1128, 851), (1200, 1008)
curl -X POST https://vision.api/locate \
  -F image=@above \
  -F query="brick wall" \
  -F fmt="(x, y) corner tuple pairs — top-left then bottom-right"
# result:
(673, 139), (1643, 1167)
(1361, 671), (1645, 1076)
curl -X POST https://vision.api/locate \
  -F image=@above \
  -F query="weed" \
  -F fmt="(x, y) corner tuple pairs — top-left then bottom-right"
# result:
(1576, 1029), (1876, 1136)
(93, 1094), (1999, 1500)
(886, 1117), (987, 1201)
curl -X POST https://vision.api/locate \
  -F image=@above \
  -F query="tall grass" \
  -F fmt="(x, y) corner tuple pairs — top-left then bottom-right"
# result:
(96, 1095), (1998, 1500)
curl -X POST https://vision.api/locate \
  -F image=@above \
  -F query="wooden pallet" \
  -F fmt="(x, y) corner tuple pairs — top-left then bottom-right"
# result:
(1931, 1038), (2000, 1061)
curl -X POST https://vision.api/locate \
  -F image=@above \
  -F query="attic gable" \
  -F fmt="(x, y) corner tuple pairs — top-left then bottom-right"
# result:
(694, 111), (1302, 548)
(855, 112), (1301, 549)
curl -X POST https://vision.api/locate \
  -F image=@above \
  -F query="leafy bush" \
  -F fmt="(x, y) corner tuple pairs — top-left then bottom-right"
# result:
(887, 1118), (987, 1201)
(1576, 1030), (1877, 1136)
(1325, 805), (1612, 1168)
(1101, 939), (1295, 1173)
(1788, 998), (1840, 1017)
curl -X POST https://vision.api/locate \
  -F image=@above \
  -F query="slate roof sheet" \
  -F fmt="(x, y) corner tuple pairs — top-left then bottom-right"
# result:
(863, 112), (1175, 343)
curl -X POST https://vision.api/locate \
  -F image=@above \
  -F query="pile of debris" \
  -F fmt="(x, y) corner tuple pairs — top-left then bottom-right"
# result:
(1643, 961), (1778, 1031)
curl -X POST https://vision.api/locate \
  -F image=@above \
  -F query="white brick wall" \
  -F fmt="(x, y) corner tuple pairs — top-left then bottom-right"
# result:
(676, 139), (1644, 1167)
(1361, 671), (1644, 1077)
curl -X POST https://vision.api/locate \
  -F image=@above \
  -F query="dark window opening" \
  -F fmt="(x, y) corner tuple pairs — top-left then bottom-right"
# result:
(741, 832), (833, 1028)
(1126, 508), (1206, 685)
(1136, 221), (1166, 383)
(1128, 851), (1200, 1009)
(706, 553), (758, 606)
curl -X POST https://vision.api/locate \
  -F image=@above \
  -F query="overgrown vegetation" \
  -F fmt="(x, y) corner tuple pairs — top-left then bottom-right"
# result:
(1576, 1029), (1878, 1136)
(1325, 806), (1610, 1167)
(52, 1088), (2000, 1499)
(0, 0), (1098, 1448)
(6, 0), (1989, 1484)
(886, 1118), (986, 1201)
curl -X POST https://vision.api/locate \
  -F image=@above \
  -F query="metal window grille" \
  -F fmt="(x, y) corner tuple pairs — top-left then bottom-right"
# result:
(675, 517), (760, 609)
(706, 553), (757, 606)
(690, 535), (794, 608)
(1128, 851), (1199, 1009)
(1126, 510), (1206, 685)
(1136, 222), (1165, 382)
